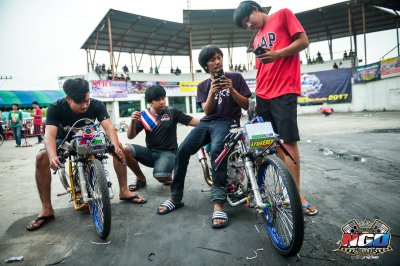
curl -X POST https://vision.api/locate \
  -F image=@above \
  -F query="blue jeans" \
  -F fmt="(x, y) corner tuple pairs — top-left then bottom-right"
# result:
(171, 120), (234, 203)
(12, 126), (22, 146)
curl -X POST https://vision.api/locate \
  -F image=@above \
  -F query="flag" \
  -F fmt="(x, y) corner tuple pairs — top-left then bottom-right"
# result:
(140, 109), (160, 132)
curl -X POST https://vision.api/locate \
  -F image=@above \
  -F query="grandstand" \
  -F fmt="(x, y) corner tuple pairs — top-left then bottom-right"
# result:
(63, 1), (400, 124)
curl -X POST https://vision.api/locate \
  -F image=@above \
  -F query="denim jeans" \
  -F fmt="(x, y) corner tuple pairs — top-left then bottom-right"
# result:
(12, 126), (21, 146)
(127, 144), (176, 178)
(171, 120), (234, 203)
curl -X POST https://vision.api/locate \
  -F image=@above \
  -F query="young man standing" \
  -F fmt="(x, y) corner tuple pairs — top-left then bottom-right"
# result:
(114, 85), (199, 192)
(234, 1), (317, 215)
(7, 103), (23, 147)
(32, 101), (43, 144)
(26, 78), (146, 231)
(158, 45), (251, 229)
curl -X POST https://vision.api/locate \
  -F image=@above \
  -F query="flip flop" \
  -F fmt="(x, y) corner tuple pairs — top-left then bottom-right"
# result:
(157, 199), (184, 215)
(212, 211), (229, 229)
(303, 201), (318, 216)
(26, 215), (55, 231)
(120, 194), (147, 204)
(128, 179), (147, 192)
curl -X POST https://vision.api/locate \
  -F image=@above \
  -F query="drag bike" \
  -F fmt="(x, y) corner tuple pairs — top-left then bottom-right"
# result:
(213, 119), (304, 257)
(55, 118), (121, 239)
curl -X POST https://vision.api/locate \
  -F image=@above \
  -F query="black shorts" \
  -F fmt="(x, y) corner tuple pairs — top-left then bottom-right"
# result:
(256, 93), (300, 143)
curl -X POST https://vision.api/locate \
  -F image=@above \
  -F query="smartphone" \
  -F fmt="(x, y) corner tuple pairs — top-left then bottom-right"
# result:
(253, 46), (266, 56)
(213, 68), (224, 79)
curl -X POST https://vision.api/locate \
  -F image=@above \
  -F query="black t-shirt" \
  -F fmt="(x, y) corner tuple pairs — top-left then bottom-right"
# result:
(46, 98), (109, 140)
(135, 107), (192, 150)
(197, 72), (251, 125)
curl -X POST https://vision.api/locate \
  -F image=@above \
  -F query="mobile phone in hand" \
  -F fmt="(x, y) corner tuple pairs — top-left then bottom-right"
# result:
(253, 46), (266, 56)
(213, 68), (224, 79)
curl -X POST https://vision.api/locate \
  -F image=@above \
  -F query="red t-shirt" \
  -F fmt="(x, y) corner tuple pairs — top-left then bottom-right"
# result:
(33, 106), (43, 125)
(254, 8), (304, 100)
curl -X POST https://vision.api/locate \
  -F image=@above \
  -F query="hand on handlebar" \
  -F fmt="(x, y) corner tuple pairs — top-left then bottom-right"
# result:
(108, 144), (126, 166)
(49, 156), (62, 170)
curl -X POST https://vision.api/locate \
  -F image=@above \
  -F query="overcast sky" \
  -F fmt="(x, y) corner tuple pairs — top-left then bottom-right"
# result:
(0, 0), (398, 90)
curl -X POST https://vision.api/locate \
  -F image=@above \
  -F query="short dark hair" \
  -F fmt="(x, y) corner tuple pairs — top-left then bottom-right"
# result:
(234, 1), (265, 29)
(32, 101), (39, 105)
(63, 78), (89, 103)
(198, 44), (223, 73)
(12, 103), (19, 108)
(145, 85), (166, 103)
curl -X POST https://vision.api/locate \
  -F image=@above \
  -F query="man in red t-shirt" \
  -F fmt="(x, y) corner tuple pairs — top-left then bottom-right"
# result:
(234, 1), (317, 216)
(32, 101), (43, 143)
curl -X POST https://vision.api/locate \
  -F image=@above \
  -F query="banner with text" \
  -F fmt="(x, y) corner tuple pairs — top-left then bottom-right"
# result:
(380, 56), (400, 78)
(298, 68), (352, 104)
(353, 62), (381, 83)
(91, 80), (128, 98)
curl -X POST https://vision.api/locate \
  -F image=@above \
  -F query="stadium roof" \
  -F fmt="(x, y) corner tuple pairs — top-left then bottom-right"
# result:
(81, 1), (399, 57)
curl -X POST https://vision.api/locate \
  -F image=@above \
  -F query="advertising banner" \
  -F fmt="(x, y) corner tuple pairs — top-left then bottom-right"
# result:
(91, 80), (128, 98)
(380, 56), (400, 77)
(179, 81), (199, 92)
(353, 62), (381, 83)
(298, 68), (352, 104)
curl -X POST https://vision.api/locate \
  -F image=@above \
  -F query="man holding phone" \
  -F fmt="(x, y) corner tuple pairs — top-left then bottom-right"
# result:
(234, 1), (317, 216)
(158, 44), (251, 229)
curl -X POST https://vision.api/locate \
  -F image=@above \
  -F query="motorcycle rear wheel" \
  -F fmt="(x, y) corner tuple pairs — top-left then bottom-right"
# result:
(87, 158), (111, 239)
(257, 156), (304, 257)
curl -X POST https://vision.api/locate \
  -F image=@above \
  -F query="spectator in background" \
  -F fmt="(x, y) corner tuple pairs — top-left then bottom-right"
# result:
(339, 61), (343, 68)
(101, 64), (106, 73)
(316, 51), (323, 63)
(150, 66), (153, 74)
(242, 64), (247, 72)
(318, 106), (334, 117)
(343, 50), (348, 60)
(238, 64), (242, 72)
(174, 67), (181, 75)
(247, 96), (256, 121)
(234, 64), (238, 71)
(0, 110), (4, 138)
(170, 67), (174, 74)
(32, 101), (43, 144)
(122, 65), (129, 74)
(333, 62), (338, 69)
(155, 66), (159, 75)
(7, 103), (23, 147)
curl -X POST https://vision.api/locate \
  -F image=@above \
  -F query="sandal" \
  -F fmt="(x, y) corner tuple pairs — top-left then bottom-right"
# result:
(128, 179), (147, 192)
(120, 194), (147, 204)
(157, 200), (184, 215)
(26, 215), (55, 231)
(212, 211), (229, 229)
(303, 201), (318, 216)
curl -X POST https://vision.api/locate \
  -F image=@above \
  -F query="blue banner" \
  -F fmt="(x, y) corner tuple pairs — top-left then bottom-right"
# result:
(298, 68), (352, 104)
(354, 62), (381, 83)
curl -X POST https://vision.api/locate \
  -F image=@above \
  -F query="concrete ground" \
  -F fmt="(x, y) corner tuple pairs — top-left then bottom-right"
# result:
(0, 111), (399, 265)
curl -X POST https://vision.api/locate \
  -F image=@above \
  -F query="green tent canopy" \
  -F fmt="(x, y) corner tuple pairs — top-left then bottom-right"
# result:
(0, 90), (66, 110)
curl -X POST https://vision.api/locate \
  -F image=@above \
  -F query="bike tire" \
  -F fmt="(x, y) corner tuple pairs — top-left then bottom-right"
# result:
(257, 156), (304, 257)
(87, 158), (111, 239)
(200, 158), (213, 186)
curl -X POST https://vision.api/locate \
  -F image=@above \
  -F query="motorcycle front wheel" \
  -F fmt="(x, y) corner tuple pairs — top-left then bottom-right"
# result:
(257, 156), (304, 257)
(87, 158), (111, 239)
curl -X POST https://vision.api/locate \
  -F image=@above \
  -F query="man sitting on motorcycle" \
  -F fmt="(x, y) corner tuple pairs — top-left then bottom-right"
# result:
(26, 78), (146, 231)
(158, 45), (251, 229)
